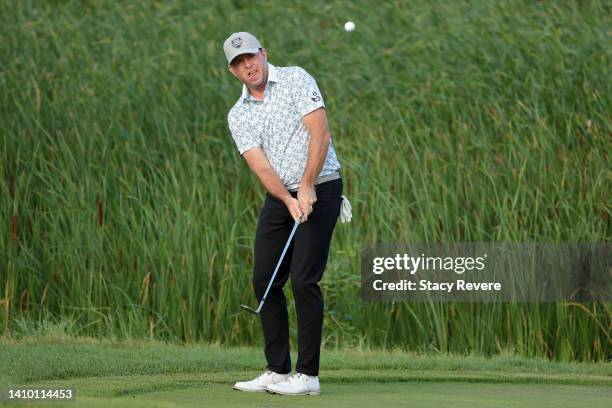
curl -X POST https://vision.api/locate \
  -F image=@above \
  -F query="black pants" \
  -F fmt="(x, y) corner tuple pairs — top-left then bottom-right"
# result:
(252, 178), (343, 376)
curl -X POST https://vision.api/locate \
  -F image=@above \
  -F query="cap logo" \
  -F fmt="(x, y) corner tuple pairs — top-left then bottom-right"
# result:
(231, 37), (243, 48)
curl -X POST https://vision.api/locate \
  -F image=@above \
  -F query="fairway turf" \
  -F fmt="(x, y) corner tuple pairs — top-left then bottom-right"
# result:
(4, 376), (611, 408)
(1, 338), (610, 407)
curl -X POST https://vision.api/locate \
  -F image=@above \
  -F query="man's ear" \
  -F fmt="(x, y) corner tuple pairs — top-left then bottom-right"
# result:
(228, 64), (238, 78)
(260, 48), (268, 60)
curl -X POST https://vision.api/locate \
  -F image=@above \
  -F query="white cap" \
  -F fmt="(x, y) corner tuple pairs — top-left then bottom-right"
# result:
(223, 32), (262, 64)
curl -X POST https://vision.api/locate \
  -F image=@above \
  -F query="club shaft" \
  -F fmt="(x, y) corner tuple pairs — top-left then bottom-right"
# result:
(257, 219), (300, 312)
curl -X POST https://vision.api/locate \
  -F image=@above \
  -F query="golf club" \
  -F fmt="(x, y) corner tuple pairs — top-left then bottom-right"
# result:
(240, 217), (301, 315)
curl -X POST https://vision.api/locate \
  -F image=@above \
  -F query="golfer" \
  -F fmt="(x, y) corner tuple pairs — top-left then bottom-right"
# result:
(224, 31), (348, 396)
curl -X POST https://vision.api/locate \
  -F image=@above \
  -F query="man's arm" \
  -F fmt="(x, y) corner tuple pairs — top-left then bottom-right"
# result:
(242, 147), (304, 221)
(298, 107), (331, 218)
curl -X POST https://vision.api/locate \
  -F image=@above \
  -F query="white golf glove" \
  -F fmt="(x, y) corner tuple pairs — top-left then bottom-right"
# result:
(339, 195), (352, 223)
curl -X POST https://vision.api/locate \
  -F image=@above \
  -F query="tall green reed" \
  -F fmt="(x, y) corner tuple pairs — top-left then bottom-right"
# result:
(1, 0), (609, 360)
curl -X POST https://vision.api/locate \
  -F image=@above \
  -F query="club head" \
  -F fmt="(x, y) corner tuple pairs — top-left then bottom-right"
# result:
(240, 304), (259, 315)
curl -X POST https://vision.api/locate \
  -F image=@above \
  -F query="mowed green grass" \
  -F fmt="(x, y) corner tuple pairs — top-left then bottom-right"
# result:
(5, 380), (612, 408)
(1, 338), (611, 407)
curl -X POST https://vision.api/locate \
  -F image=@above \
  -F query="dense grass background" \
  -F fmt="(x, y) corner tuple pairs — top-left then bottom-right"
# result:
(1, 0), (610, 361)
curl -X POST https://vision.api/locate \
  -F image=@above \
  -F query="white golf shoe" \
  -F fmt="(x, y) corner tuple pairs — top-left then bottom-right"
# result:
(266, 372), (320, 395)
(233, 369), (291, 392)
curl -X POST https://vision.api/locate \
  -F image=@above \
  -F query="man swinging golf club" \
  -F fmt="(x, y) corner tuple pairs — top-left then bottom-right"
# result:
(224, 31), (350, 396)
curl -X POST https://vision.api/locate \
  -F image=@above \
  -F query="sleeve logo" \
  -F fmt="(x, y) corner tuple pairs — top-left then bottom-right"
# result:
(311, 91), (321, 102)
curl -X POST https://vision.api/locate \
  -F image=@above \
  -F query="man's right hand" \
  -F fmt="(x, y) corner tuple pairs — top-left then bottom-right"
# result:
(283, 197), (305, 223)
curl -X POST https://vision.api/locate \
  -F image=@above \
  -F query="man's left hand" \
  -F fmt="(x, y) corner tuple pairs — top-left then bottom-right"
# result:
(297, 184), (317, 222)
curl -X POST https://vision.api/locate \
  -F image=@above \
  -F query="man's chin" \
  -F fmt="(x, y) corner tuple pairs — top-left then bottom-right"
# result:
(248, 79), (264, 89)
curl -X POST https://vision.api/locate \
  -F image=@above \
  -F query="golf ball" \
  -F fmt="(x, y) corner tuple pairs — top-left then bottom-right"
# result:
(344, 21), (355, 32)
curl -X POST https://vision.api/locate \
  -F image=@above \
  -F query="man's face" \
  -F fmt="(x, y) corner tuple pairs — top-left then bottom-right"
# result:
(228, 48), (268, 89)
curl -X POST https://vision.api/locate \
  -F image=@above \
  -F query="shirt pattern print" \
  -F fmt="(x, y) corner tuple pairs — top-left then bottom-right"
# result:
(227, 63), (341, 189)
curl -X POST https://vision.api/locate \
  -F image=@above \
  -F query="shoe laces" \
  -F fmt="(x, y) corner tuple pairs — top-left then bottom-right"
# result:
(282, 372), (307, 384)
(257, 369), (275, 380)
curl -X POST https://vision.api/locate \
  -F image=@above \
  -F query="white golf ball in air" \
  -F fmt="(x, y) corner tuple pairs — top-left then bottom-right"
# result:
(344, 21), (355, 32)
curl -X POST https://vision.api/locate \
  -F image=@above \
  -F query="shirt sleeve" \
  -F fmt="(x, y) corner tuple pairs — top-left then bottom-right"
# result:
(291, 67), (326, 118)
(228, 111), (261, 155)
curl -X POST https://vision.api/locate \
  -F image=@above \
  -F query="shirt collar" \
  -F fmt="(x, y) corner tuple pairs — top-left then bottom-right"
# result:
(241, 62), (279, 103)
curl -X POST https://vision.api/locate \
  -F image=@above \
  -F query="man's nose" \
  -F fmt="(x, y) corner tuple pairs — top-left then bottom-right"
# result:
(244, 55), (256, 67)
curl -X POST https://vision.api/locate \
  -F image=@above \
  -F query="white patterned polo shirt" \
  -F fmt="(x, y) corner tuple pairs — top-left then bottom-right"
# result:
(227, 63), (341, 191)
